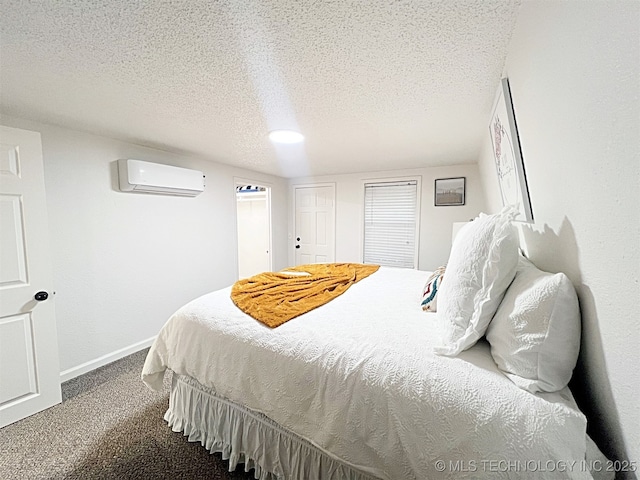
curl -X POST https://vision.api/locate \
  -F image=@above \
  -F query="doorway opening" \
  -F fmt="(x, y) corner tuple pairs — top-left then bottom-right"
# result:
(235, 181), (272, 279)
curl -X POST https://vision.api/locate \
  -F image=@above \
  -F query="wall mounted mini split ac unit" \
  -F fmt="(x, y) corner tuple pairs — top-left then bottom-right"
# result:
(118, 159), (205, 196)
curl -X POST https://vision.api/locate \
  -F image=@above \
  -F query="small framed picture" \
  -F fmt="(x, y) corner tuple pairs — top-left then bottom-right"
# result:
(434, 177), (465, 206)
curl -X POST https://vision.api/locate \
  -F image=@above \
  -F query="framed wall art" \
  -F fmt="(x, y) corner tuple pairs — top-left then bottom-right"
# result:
(489, 78), (533, 222)
(434, 177), (465, 206)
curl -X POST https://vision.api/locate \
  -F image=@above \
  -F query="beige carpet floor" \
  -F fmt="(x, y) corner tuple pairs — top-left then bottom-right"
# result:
(0, 349), (256, 479)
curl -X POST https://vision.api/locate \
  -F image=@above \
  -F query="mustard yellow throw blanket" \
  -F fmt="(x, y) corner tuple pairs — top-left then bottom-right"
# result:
(231, 263), (380, 328)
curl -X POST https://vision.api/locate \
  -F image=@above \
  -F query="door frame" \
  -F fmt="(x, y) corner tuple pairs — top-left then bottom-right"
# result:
(291, 182), (336, 266)
(233, 177), (273, 278)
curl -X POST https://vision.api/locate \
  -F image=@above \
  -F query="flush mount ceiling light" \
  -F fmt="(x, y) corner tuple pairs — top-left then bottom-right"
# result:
(268, 130), (304, 144)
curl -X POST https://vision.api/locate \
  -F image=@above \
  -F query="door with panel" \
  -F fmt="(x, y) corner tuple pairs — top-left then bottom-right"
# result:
(294, 185), (335, 265)
(0, 125), (61, 428)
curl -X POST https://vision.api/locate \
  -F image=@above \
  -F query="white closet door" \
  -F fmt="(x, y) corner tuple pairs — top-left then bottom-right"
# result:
(0, 125), (61, 428)
(294, 185), (335, 265)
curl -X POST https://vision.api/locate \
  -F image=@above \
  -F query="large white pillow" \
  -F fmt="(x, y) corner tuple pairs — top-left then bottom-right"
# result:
(434, 207), (519, 356)
(486, 256), (581, 393)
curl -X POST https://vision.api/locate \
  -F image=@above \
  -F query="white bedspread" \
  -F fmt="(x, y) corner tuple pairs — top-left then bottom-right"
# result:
(142, 267), (592, 479)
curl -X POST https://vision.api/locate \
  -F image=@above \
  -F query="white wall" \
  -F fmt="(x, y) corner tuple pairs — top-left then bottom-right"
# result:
(289, 164), (485, 271)
(0, 115), (288, 378)
(477, 1), (639, 472)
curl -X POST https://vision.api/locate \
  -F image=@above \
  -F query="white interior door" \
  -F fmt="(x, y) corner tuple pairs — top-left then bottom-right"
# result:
(236, 184), (272, 278)
(0, 125), (61, 428)
(294, 185), (335, 265)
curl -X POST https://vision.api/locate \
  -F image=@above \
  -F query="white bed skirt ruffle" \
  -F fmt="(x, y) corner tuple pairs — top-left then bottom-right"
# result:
(165, 374), (379, 480)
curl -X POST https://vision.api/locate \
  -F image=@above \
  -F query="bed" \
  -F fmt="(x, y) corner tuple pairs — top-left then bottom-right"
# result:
(142, 210), (610, 479)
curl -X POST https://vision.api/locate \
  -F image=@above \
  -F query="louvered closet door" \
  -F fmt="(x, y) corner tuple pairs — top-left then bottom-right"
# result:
(0, 125), (61, 428)
(363, 180), (419, 268)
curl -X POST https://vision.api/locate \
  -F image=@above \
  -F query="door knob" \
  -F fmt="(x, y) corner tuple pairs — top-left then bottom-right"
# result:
(34, 291), (49, 302)
(296, 237), (300, 241)
(295, 245), (300, 249)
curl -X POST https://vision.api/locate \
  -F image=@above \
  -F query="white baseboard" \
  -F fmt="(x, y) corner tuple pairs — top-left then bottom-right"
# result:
(59, 336), (156, 383)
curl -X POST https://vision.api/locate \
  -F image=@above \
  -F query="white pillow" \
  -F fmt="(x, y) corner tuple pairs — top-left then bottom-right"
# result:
(434, 206), (519, 356)
(486, 256), (581, 393)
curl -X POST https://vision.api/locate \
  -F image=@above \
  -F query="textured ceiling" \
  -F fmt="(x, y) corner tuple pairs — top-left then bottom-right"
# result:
(0, 0), (521, 178)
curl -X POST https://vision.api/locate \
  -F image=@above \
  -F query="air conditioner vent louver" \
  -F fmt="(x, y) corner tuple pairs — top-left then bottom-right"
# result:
(118, 159), (205, 196)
